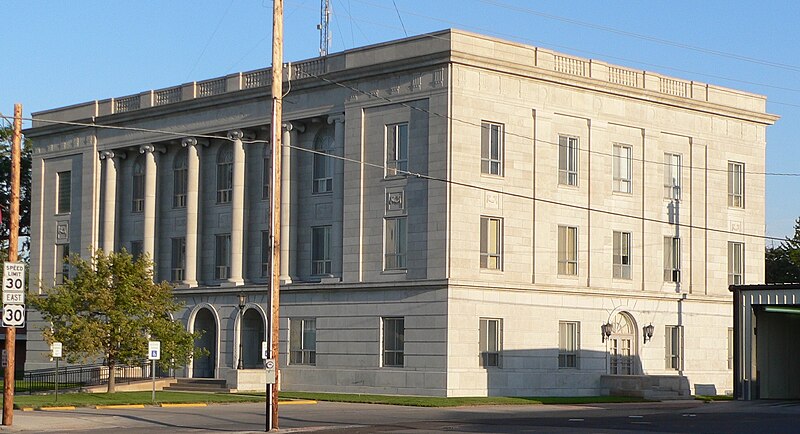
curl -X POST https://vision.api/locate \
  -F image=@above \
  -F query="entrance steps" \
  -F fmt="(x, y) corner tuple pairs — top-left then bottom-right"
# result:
(162, 378), (232, 393)
(600, 375), (692, 400)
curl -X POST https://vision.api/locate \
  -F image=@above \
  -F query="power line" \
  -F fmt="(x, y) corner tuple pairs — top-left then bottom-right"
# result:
(4, 111), (786, 243)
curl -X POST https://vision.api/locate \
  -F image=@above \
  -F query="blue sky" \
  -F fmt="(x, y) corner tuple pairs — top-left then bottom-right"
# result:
(3, 0), (799, 239)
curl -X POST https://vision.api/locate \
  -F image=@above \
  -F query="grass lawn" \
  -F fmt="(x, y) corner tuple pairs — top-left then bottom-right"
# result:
(695, 395), (735, 402)
(276, 391), (647, 407)
(9, 391), (266, 409)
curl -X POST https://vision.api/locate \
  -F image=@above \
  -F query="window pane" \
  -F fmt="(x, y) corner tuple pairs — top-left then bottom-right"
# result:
(57, 171), (71, 214)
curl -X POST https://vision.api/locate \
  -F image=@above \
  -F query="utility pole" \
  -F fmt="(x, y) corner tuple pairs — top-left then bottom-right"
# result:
(3, 103), (22, 426)
(269, 0), (283, 431)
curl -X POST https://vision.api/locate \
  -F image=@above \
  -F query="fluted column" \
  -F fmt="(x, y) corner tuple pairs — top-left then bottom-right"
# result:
(182, 138), (200, 287)
(280, 122), (304, 283)
(99, 150), (123, 254)
(140, 144), (157, 269)
(328, 114), (345, 279)
(227, 130), (246, 286)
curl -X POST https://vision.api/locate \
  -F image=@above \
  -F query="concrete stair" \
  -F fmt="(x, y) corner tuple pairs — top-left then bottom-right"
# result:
(163, 378), (231, 393)
(600, 375), (693, 400)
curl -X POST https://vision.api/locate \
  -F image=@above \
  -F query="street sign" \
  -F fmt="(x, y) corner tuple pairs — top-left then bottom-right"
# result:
(2, 304), (24, 327)
(261, 341), (269, 360)
(2, 262), (25, 305)
(264, 358), (276, 384)
(52, 342), (63, 358)
(148, 341), (161, 360)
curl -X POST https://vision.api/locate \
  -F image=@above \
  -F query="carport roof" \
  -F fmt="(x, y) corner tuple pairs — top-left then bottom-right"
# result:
(730, 283), (800, 292)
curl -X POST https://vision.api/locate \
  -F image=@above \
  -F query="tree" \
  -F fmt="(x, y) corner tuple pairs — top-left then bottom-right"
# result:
(0, 126), (32, 259)
(766, 217), (800, 283)
(29, 249), (199, 393)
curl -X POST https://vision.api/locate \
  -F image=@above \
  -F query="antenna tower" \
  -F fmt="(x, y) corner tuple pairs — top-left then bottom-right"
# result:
(318, 0), (331, 56)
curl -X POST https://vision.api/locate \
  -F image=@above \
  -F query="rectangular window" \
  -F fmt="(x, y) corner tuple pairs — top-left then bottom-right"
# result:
(56, 171), (71, 214)
(613, 231), (632, 280)
(558, 321), (580, 369)
(384, 217), (407, 270)
(130, 240), (143, 259)
(480, 217), (502, 270)
(262, 155), (271, 201)
(170, 237), (186, 282)
(664, 153), (682, 200)
(289, 318), (317, 365)
(382, 317), (404, 367)
(132, 167), (145, 213)
(215, 234), (231, 280)
(728, 241), (744, 285)
(55, 243), (70, 284)
(727, 327), (734, 370)
(173, 165), (187, 208)
(480, 122), (504, 176)
(312, 151), (333, 194)
(663, 236), (680, 283)
(558, 226), (578, 275)
(386, 123), (408, 176)
(311, 226), (332, 275)
(728, 161), (745, 208)
(666, 325), (683, 370)
(217, 161), (232, 203)
(261, 230), (271, 278)
(479, 318), (503, 368)
(558, 135), (579, 186)
(612, 144), (632, 193)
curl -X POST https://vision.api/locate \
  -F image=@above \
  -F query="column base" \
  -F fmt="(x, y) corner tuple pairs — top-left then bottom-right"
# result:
(222, 279), (245, 287)
(279, 275), (293, 285)
(179, 280), (198, 288)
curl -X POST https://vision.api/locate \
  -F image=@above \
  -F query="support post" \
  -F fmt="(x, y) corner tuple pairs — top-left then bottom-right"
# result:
(2, 103), (22, 426)
(269, 0), (284, 430)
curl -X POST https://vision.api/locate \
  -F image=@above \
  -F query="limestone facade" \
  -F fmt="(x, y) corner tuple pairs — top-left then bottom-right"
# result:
(25, 29), (777, 396)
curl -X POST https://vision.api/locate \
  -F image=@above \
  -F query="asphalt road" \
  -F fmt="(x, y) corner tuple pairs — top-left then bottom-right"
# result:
(4, 399), (800, 433)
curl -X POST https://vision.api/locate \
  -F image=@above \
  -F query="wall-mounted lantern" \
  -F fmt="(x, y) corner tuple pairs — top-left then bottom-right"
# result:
(601, 322), (613, 342)
(643, 323), (655, 344)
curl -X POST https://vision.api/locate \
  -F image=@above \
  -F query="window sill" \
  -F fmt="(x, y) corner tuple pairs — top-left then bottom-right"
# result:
(480, 172), (504, 179)
(480, 268), (504, 274)
(611, 190), (633, 196)
(311, 191), (334, 196)
(382, 269), (407, 275)
(383, 174), (408, 181)
(557, 183), (579, 189)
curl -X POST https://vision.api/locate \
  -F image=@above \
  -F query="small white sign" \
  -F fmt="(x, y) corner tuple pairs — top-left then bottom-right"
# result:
(2, 304), (24, 327)
(264, 358), (276, 384)
(2, 349), (7, 368)
(261, 341), (270, 360)
(52, 342), (63, 358)
(148, 341), (161, 360)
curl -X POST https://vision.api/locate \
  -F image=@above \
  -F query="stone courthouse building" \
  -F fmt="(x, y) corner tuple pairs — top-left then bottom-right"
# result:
(25, 30), (777, 396)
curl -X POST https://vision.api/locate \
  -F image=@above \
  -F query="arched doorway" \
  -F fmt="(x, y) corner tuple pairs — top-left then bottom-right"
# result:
(241, 308), (265, 368)
(193, 308), (217, 378)
(608, 312), (637, 375)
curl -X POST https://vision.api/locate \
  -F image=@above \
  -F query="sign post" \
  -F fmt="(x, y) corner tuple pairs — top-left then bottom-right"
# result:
(52, 343), (62, 402)
(262, 341), (275, 431)
(148, 341), (160, 402)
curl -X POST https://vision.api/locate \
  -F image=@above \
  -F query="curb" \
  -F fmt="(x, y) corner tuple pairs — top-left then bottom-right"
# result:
(280, 400), (317, 405)
(19, 408), (34, 412)
(39, 406), (76, 411)
(95, 404), (146, 409)
(159, 403), (207, 408)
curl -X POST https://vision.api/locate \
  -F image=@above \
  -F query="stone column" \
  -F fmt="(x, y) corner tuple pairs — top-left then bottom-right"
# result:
(280, 122), (304, 284)
(227, 130), (246, 286)
(99, 150), (123, 254)
(181, 137), (201, 287)
(140, 144), (157, 268)
(328, 114), (345, 279)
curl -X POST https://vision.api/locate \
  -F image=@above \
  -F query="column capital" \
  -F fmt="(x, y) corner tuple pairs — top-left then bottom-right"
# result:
(100, 150), (125, 160)
(139, 144), (155, 154)
(282, 122), (305, 133)
(327, 113), (345, 124)
(227, 129), (255, 141)
(181, 137), (209, 148)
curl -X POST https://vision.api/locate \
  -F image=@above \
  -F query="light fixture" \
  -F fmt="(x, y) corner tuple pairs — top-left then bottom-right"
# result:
(601, 322), (613, 343)
(237, 293), (247, 369)
(643, 323), (655, 344)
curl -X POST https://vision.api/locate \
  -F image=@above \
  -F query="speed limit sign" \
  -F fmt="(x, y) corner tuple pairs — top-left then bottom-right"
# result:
(2, 304), (25, 327)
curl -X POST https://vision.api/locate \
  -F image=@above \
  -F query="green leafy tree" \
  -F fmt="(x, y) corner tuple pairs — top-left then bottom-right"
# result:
(29, 249), (199, 393)
(0, 126), (33, 259)
(766, 217), (800, 283)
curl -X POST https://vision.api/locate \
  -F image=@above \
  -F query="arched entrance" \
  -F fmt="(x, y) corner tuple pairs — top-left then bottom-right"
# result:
(241, 308), (265, 368)
(193, 308), (217, 378)
(608, 312), (637, 375)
